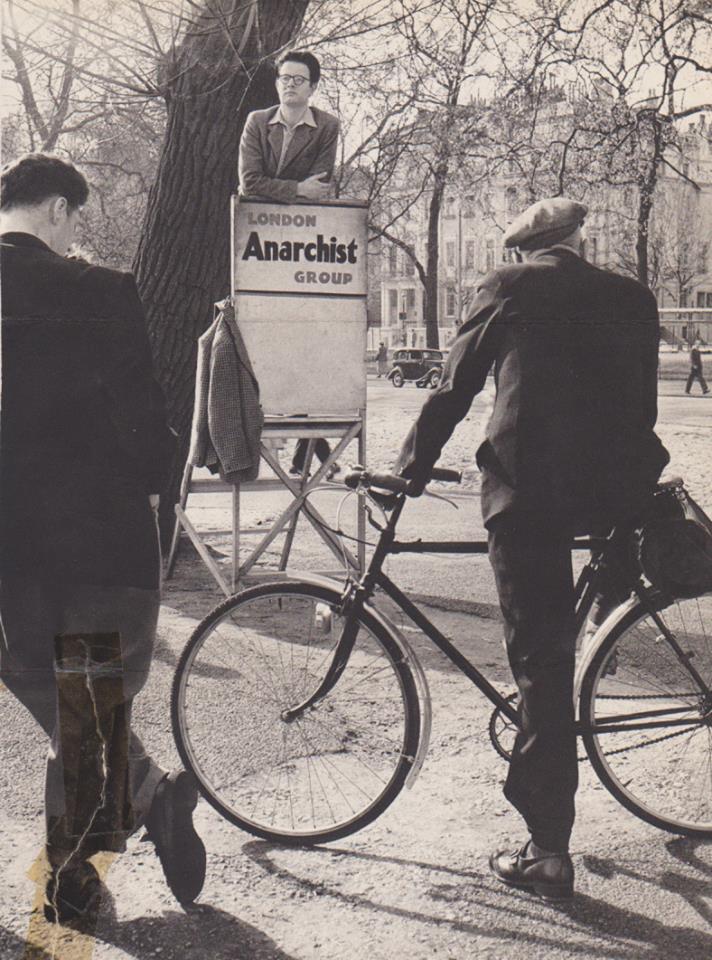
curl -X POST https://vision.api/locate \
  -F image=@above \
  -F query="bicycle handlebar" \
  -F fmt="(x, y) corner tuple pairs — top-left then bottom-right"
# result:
(343, 466), (462, 493)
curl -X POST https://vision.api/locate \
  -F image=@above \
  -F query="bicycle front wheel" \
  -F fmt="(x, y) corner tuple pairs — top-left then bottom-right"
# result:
(580, 593), (712, 836)
(171, 581), (421, 844)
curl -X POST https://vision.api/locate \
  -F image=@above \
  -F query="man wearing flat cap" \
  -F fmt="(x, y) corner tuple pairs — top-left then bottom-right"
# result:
(395, 196), (669, 899)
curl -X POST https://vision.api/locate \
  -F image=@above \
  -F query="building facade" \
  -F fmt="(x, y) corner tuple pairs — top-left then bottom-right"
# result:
(377, 111), (712, 349)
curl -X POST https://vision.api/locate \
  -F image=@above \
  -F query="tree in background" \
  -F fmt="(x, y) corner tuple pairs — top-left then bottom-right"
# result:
(507, 0), (712, 287)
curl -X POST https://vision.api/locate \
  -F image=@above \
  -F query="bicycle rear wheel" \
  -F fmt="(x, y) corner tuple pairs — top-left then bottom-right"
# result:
(580, 593), (712, 836)
(171, 580), (421, 844)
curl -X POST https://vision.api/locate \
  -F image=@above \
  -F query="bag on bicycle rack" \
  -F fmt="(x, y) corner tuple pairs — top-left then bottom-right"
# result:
(635, 483), (712, 599)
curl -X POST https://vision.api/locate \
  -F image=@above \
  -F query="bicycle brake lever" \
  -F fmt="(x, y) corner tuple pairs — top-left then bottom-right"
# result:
(424, 489), (459, 509)
(364, 502), (386, 531)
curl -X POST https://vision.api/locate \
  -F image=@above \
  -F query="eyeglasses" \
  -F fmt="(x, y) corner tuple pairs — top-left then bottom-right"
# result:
(277, 74), (309, 87)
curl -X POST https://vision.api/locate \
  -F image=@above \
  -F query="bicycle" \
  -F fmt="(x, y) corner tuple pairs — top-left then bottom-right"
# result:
(171, 468), (712, 845)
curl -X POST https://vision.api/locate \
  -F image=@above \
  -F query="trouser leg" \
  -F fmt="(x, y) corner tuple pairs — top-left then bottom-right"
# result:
(686, 372), (694, 393)
(0, 578), (164, 864)
(291, 438), (308, 471)
(487, 516), (578, 853)
(292, 438), (332, 471)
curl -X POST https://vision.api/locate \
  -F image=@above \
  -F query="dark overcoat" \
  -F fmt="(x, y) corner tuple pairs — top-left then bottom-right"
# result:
(1, 232), (174, 589)
(396, 246), (670, 530)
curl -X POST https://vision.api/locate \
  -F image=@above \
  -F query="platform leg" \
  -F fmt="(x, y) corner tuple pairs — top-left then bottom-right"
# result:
(165, 461), (194, 579)
(232, 484), (240, 592)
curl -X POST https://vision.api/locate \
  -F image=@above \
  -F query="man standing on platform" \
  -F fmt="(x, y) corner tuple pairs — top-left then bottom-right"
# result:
(238, 49), (339, 203)
(239, 49), (341, 477)
(394, 197), (669, 901)
(0, 154), (206, 924)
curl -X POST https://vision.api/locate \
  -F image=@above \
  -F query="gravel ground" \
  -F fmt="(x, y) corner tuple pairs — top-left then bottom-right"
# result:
(2, 379), (712, 960)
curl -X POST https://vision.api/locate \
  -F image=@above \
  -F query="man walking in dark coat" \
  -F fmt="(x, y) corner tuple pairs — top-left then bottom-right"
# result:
(395, 197), (669, 900)
(685, 338), (709, 395)
(0, 154), (206, 924)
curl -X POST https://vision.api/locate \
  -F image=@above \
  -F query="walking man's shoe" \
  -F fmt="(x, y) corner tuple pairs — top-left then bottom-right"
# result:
(44, 858), (103, 925)
(145, 770), (206, 905)
(489, 842), (574, 901)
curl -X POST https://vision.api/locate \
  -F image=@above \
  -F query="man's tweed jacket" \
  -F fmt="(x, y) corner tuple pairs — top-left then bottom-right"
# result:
(189, 301), (263, 483)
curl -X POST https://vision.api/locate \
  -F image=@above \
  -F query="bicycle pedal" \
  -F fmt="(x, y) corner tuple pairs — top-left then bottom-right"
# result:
(314, 604), (333, 633)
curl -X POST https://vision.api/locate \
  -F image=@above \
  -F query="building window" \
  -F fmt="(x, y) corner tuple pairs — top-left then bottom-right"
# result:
(463, 194), (475, 218)
(388, 288), (398, 325)
(485, 238), (495, 271)
(443, 196), (456, 219)
(388, 245), (398, 277)
(404, 255), (415, 276)
(464, 240), (475, 270)
(445, 240), (456, 268)
(404, 288), (416, 314)
(589, 236), (598, 264)
(697, 291), (712, 308)
(698, 242), (709, 275)
(505, 186), (517, 220)
(445, 287), (456, 317)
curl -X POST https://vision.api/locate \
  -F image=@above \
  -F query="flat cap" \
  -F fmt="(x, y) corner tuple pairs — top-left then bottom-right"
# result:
(503, 197), (588, 250)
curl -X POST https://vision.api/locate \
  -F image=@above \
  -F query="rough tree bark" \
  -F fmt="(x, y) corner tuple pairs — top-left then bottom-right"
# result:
(133, 0), (310, 543)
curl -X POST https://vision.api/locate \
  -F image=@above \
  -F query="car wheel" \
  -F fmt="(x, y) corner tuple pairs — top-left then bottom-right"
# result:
(428, 371), (441, 389)
(391, 370), (404, 388)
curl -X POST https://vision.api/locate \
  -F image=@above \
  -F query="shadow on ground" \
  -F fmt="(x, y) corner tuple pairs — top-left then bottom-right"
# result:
(241, 838), (712, 960)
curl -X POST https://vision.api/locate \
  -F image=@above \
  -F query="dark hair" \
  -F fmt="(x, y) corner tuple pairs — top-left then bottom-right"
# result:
(1, 153), (89, 211)
(276, 49), (321, 85)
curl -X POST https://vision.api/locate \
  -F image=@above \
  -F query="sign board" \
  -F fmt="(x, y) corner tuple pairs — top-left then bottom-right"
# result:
(231, 197), (368, 415)
(233, 197), (368, 297)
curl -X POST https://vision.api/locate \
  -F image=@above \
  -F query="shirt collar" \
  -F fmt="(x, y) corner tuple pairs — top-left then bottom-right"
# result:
(268, 106), (316, 129)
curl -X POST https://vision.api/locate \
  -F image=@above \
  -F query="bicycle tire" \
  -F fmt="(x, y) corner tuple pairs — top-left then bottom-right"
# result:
(580, 592), (712, 837)
(171, 580), (421, 845)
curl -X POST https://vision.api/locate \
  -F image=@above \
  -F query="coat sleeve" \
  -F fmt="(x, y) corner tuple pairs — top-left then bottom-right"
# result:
(238, 112), (300, 202)
(99, 274), (176, 493)
(309, 114), (339, 181)
(394, 273), (504, 494)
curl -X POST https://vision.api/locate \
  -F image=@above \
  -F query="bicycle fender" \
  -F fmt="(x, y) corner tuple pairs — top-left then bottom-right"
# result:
(280, 571), (433, 788)
(573, 594), (642, 707)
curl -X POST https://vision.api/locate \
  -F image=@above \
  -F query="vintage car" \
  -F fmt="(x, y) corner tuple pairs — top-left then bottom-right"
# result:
(387, 348), (445, 388)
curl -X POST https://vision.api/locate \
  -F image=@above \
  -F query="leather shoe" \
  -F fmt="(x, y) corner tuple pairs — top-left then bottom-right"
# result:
(489, 843), (574, 900)
(145, 770), (206, 904)
(44, 859), (103, 925)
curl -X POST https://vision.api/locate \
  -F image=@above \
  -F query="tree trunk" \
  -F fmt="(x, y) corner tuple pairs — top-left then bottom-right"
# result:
(423, 167), (447, 349)
(133, 0), (310, 544)
(635, 114), (663, 289)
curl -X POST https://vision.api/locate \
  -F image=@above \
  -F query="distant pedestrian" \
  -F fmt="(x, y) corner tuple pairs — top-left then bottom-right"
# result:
(376, 341), (388, 377)
(685, 339), (709, 395)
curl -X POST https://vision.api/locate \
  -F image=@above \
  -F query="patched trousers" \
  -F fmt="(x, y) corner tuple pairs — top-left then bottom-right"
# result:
(0, 577), (165, 866)
(487, 514), (578, 853)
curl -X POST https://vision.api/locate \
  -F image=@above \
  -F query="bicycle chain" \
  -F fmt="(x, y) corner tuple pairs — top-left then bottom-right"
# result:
(597, 692), (696, 700)
(584, 722), (700, 762)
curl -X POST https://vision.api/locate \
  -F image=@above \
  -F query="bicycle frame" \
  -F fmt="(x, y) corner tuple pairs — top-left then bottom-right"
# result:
(282, 491), (712, 736)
